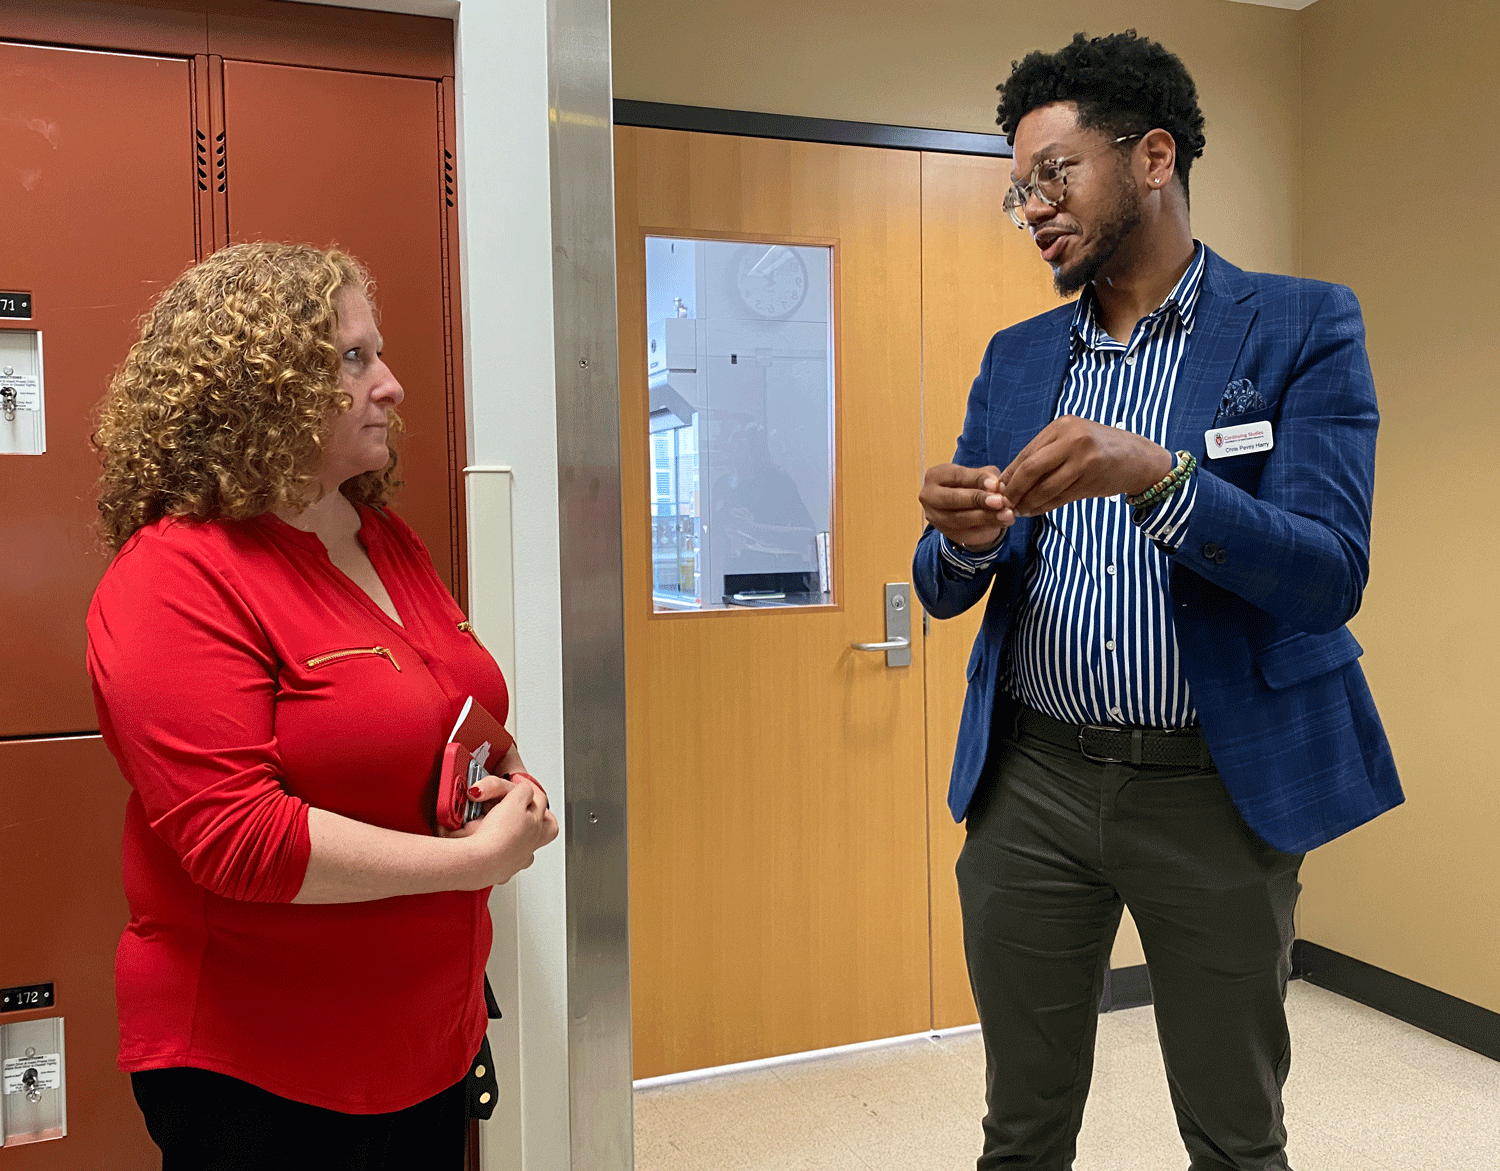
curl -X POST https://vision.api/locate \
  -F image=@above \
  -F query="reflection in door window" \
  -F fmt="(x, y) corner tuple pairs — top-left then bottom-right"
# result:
(645, 237), (834, 612)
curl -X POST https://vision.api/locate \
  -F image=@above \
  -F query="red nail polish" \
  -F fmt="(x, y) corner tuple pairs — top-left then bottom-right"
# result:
(468, 785), (483, 799)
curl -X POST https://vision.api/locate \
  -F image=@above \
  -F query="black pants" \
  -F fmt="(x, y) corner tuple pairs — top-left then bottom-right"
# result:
(956, 719), (1303, 1171)
(131, 1067), (467, 1171)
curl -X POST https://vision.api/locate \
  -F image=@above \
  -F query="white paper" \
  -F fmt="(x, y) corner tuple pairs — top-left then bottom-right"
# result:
(2, 1053), (60, 1094)
(446, 695), (475, 744)
(0, 375), (40, 412)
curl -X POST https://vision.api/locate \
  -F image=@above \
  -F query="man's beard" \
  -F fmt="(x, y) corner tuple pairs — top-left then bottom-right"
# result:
(1054, 174), (1142, 297)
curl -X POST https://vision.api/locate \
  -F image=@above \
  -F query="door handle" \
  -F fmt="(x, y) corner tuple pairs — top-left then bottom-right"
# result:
(851, 583), (912, 667)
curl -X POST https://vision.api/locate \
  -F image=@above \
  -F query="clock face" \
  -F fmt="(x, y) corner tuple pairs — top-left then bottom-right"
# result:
(734, 245), (809, 318)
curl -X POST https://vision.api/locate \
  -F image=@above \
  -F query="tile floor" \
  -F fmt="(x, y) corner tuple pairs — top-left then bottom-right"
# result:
(632, 981), (1500, 1170)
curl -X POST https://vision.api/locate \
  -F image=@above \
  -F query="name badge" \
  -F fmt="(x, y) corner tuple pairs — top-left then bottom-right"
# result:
(1205, 420), (1273, 459)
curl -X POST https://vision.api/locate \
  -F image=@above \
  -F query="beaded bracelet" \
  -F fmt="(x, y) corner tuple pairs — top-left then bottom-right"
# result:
(1125, 449), (1197, 510)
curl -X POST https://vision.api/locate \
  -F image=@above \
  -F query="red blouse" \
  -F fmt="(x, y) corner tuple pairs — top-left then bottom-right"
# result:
(86, 505), (506, 1114)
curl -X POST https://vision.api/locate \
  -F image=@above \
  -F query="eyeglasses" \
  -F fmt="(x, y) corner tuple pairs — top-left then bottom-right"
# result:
(1002, 134), (1144, 228)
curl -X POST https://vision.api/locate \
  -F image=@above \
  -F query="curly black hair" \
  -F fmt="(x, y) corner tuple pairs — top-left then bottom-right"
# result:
(996, 31), (1206, 201)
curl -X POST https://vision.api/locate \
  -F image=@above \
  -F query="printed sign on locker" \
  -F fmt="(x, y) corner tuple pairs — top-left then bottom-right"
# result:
(0, 330), (44, 456)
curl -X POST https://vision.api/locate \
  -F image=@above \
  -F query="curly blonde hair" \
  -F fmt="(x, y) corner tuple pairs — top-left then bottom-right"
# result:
(94, 241), (403, 550)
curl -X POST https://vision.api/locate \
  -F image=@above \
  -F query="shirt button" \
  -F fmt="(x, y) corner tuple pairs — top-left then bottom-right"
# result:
(1114, 421), (1127, 429)
(1106, 564), (1116, 575)
(1111, 707), (1123, 720)
(1106, 639), (1116, 651)
(1125, 353), (1137, 366)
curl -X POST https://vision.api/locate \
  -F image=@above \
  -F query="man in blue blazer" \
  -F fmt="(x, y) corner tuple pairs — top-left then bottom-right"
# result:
(913, 32), (1401, 1171)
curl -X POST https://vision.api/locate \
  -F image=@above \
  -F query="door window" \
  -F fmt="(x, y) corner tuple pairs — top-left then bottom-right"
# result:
(644, 236), (834, 612)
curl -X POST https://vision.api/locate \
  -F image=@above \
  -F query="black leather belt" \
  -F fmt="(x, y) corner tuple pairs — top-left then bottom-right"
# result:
(1015, 706), (1213, 769)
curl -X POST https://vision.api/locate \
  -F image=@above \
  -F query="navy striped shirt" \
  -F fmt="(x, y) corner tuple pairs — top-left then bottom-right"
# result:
(947, 243), (1205, 728)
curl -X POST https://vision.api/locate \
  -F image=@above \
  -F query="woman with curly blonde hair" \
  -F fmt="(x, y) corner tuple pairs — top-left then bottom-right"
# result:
(87, 242), (556, 1169)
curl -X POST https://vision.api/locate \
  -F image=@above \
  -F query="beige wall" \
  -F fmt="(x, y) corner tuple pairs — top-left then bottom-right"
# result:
(1298, 0), (1500, 1014)
(614, 0), (1302, 276)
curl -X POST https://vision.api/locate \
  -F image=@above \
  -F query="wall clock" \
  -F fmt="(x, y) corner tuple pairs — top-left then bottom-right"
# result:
(734, 244), (808, 318)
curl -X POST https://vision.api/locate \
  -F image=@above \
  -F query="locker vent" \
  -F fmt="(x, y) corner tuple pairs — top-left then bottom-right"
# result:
(196, 130), (227, 194)
(444, 148), (455, 209)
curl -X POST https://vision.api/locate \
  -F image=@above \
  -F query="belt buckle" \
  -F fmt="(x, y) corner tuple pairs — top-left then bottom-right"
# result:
(1077, 725), (1142, 765)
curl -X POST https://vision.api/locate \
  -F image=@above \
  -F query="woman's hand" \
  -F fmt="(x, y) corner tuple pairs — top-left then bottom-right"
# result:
(447, 774), (558, 887)
(295, 766), (556, 904)
(492, 741), (547, 812)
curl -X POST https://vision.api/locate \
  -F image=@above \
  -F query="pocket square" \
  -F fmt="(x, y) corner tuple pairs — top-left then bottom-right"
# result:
(1215, 378), (1266, 421)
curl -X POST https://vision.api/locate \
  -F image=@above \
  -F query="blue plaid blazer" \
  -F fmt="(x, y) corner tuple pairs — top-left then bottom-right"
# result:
(913, 248), (1403, 853)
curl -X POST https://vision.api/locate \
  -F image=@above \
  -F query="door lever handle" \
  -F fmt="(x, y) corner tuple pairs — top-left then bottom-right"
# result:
(852, 637), (910, 651)
(853, 584), (912, 667)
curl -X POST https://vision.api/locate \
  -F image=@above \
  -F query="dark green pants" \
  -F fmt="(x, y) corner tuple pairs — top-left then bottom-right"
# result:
(956, 718), (1303, 1171)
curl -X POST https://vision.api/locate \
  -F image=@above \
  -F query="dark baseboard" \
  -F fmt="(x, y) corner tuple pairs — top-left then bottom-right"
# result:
(1293, 940), (1500, 1062)
(1099, 943), (1500, 1063)
(1100, 963), (1153, 1012)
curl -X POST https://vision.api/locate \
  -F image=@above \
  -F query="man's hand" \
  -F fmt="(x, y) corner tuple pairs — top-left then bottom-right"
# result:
(919, 463), (1016, 552)
(1001, 416), (1173, 518)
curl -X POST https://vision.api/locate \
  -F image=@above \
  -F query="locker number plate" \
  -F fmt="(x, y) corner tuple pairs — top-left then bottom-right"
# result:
(1, 984), (54, 1013)
(0, 292), (33, 320)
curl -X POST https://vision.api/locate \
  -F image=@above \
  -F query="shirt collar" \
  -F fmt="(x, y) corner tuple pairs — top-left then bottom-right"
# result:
(1170, 240), (1206, 331)
(1070, 240), (1206, 345)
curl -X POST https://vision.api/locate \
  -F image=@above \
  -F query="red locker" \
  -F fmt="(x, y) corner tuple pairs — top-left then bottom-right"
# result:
(223, 60), (463, 595)
(0, 737), (156, 1164)
(0, 42), (199, 738)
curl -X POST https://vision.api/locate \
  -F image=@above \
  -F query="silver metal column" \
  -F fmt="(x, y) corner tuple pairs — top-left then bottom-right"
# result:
(546, 0), (632, 1166)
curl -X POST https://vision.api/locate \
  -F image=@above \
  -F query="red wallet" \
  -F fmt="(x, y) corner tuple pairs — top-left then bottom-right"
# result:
(437, 697), (516, 832)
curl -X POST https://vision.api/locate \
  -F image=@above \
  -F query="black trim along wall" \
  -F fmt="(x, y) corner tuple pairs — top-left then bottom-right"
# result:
(613, 99), (1014, 158)
(1294, 940), (1500, 1062)
(1099, 942), (1500, 1064)
(1100, 963), (1153, 1013)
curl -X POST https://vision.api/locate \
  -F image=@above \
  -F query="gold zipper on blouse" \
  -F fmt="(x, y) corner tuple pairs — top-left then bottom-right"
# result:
(458, 621), (487, 652)
(305, 646), (402, 672)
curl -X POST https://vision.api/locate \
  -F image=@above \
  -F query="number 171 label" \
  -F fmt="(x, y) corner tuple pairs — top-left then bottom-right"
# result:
(0, 292), (33, 319)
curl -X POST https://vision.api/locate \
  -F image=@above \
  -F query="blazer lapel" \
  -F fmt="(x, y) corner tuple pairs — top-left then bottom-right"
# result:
(991, 308), (1074, 466)
(1167, 252), (1257, 460)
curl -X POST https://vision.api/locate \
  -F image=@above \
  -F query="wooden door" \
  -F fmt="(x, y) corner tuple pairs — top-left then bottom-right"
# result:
(918, 151), (1063, 1028)
(617, 127), (930, 1079)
